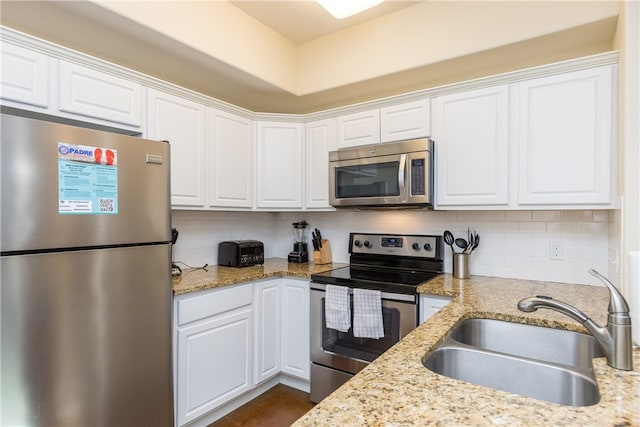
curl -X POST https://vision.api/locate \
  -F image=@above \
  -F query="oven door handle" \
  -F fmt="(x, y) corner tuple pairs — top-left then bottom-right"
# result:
(310, 283), (416, 303)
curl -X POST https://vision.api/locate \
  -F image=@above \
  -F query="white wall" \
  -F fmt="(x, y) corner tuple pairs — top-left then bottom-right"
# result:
(172, 209), (614, 287)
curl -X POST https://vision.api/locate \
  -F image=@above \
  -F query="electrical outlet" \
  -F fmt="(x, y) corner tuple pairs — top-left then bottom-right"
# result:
(549, 241), (563, 260)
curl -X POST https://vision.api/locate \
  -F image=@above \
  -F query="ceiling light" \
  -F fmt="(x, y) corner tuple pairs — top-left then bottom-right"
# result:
(316, 0), (384, 19)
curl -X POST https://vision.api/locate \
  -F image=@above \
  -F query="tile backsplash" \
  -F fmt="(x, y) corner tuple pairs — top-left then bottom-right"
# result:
(172, 209), (619, 286)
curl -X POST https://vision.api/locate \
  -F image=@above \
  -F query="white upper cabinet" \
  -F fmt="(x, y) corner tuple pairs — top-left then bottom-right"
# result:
(209, 109), (254, 208)
(146, 88), (207, 207)
(434, 85), (509, 207)
(380, 98), (431, 142)
(336, 109), (380, 148)
(255, 121), (303, 209)
(337, 99), (431, 149)
(516, 65), (615, 206)
(0, 42), (49, 108)
(59, 61), (142, 127)
(305, 118), (335, 209)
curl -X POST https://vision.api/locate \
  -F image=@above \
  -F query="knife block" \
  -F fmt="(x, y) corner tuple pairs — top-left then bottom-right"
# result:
(313, 240), (332, 264)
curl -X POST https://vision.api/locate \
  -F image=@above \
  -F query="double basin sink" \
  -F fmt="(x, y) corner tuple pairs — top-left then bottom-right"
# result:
(423, 318), (604, 406)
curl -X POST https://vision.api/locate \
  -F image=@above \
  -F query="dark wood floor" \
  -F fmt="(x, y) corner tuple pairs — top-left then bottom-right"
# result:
(208, 384), (315, 427)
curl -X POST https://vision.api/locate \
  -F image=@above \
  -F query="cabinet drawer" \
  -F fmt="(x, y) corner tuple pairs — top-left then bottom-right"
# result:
(177, 283), (253, 326)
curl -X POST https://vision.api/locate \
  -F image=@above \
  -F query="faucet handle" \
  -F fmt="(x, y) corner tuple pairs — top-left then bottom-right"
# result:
(589, 269), (631, 318)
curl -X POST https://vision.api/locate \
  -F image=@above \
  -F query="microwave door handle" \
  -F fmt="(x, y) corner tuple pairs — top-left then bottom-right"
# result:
(398, 154), (407, 197)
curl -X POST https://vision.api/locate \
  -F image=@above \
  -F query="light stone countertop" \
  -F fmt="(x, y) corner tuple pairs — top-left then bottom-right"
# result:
(171, 260), (639, 426)
(294, 274), (640, 427)
(172, 257), (346, 295)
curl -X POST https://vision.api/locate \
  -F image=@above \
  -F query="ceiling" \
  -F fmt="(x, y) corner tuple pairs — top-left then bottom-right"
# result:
(229, 1), (422, 44)
(0, 1), (619, 114)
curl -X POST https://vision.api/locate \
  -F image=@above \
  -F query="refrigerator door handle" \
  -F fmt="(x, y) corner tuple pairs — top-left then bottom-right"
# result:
(146, 154), (165, 164)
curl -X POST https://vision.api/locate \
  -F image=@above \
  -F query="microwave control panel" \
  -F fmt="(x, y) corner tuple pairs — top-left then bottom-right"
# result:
(410, 158), (426, 196)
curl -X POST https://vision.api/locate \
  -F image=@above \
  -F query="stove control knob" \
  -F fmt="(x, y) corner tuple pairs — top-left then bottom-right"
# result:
(354, 240), (362, 247)
(424, 243), (432, 251)
(412, 242), (421, 251)
(363, 240), (371, 248)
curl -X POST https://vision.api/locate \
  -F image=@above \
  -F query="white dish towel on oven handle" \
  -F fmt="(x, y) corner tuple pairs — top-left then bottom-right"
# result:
(325, 285), (351, 332)
(353, 288), (384, 339)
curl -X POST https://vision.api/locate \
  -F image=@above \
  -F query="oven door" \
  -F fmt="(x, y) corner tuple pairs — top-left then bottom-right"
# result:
(310, 284), (417, 375)
(329, 153), (407, 207)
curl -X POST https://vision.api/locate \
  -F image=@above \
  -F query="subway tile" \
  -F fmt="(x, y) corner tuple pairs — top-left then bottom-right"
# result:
(532, 211), (561, 221)
(455, 211), (481, 222)
(505, 255), (531, 268)
(171, 209), (619, 287)
(504, 211), (532, 221)
(492, 265), (519, 279)
(560, 210), (593, 222)
(491, 221), (519, 232)
(517, 268), (546, 281)
(545, 270), (576, 284)
(592, 211), (609, 222)
(576, 222), (608, 234)
(518, 244), (546, 258)
(547, 222), (577, 233)
(479, 211), (505, 221)
(518, 222), (546, 232)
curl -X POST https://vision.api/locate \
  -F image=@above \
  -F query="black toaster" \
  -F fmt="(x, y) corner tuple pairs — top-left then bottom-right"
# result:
(218, 240), (264, 267)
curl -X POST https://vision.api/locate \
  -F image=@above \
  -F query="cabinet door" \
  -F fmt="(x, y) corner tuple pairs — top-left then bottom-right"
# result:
(336, 109), (380, 148)
(419, 295), (452, 324)
(176, 307), (253, 426)
(59, 61), (142, 127)
(0, 42), (49, 108)
(516, 66), (614, 206)
(210, 109), (254, 208)
(147, 89), (207, 207)
(281, 279), (310, 380)
(380, 99), (430, 142)
(434, 85), (509, 207)
(255, 121), (303, 208)
(305, 118), (335, 209)
(254, 279), (281, 384)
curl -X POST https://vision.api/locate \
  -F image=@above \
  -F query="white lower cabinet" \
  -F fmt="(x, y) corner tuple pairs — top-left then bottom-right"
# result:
(280, 279), (310, 380)
(175, 284), (253, 426)
(419, 294), (452, 324)
(174, 279), (311, 426)
(254, 279), (282, 384)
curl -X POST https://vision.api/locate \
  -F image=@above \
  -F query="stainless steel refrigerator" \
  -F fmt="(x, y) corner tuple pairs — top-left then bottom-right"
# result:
(1, 112), (174, 426)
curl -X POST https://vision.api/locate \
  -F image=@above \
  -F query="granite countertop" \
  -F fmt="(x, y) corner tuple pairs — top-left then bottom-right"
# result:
(172, 257), (346, 295)
(294, 274), (640, 426)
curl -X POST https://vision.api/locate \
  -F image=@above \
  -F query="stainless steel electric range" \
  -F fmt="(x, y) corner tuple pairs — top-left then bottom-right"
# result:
(309, 232), (444, 402)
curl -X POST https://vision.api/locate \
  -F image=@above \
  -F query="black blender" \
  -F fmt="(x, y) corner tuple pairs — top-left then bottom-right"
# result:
(288, 220), (309, 263)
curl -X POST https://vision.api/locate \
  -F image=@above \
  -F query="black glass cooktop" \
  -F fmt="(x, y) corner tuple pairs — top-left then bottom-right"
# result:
(311, 266), (441, 295)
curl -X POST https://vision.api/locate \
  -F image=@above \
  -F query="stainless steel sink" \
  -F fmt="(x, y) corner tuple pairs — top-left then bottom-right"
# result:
(423, 318), (603, 406)
(450, 318), (604, 367)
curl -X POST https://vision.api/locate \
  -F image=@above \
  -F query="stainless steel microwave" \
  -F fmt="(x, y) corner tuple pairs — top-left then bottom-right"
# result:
(329, 138), (433, 208)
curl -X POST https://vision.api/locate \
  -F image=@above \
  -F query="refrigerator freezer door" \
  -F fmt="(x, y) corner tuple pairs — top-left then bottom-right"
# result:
(1, 113), (170, 252)
(1, 244), (173, 427)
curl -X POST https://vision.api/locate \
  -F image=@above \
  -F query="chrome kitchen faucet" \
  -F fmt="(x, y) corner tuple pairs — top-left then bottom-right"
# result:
(518, 269), (633, 371)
